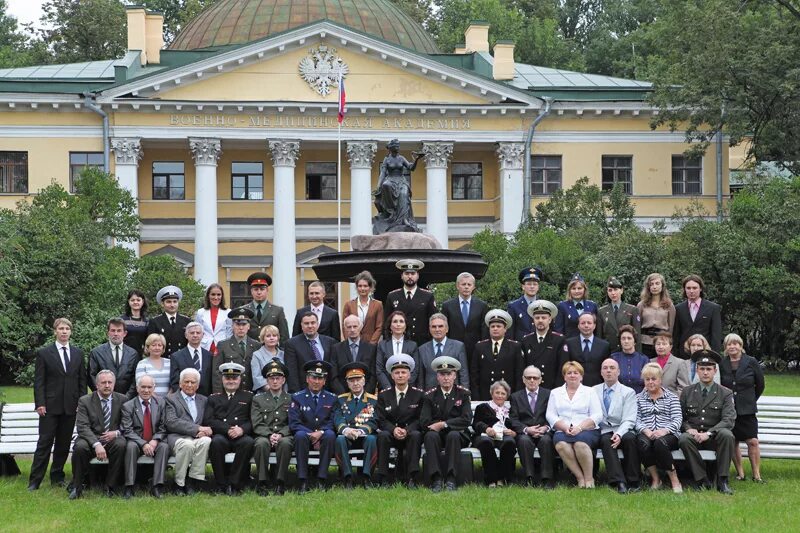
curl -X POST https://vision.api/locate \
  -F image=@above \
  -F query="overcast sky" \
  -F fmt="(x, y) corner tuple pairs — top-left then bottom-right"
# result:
(6, 0), (47, 30)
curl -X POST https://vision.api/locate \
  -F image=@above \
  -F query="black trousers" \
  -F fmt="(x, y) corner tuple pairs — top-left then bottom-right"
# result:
(29, 413), (75, 485)
(376, 430), (422, 478)
(423, 429), (467, 479)
(637, 432), (679, 471)
(474, 435), (517, 484)
(71, 436), (126, 489)
(209, 434), (255, 489)
(600, 431), (640, 485)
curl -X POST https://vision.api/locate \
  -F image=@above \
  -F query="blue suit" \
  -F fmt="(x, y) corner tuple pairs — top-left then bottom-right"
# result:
(333, 392), (378, 478)
(288, 388), (337, 480)
(507, 296), (536, 341)
(553, 300), (598, 339)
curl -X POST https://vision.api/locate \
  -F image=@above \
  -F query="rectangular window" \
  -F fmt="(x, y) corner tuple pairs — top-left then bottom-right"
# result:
(672, 155), (702, 195)
(229, 282), (251, 309)
(69, 152), (104, 193)
(305, 162), (337, 200)
(152, 162), (185, 200)
(531, 155), (562, 195)
(451, 162), (483, 199)
(231, 162), (264, 200)
(601, 155), (633, 194)
(0, 151), (28, 194)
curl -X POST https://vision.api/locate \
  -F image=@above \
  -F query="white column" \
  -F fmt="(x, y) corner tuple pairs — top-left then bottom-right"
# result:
(110, 137), (142, 257)
(346, 141), (377, 237)
(496, 142), (525, 235)
(421, 141), (454, 248)
(268, 139), (300, 326)
(189, 137), (222, 286)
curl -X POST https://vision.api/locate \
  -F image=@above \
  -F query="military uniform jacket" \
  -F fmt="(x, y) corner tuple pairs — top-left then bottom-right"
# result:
(470, 339), (524, 401)
(204, 389), (254, 436)
(384, 287), (436, 346)
(288, 388), (337, 433)
(251, 391), (292, 438)
(214, 336), (261, 393)
(679, 382), (736, 433)
(334, 392), (378, 435)
(521, 330), (566, 390)
(420, 386), (472, 434)
(596, 302), (641, 353)
(244, 300), (290, 346)
(507, 295), (536, 341)
(376, 386), (424, 433)
(147, 313), (192, 356)
(553, 300), (598, 339)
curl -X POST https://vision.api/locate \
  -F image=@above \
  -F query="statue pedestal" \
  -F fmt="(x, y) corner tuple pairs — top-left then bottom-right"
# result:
(351, 232), (442, 251)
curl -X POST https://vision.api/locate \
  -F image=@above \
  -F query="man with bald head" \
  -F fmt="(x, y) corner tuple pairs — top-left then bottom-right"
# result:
(330, 315), (377, 394)
(593, 358), (639, 493)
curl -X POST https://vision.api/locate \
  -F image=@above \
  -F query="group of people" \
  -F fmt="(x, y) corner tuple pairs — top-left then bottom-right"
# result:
(27, 261), (765, 497)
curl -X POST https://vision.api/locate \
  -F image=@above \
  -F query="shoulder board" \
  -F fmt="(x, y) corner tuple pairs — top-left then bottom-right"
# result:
(507, 339), (519, 344)
(477, 339), (490, 344)
(180, 313), (191, 319)
(338, 393), (350, 399)
(379, 387), (392, 394)
(411, 387), (423, 392)
(456, 385), (470, 392)
(426, 387), (437, 394)
(552, 331), (563, 336)
(364, 392), (378, 400)
(254, 391), (267, 397)
(419, 288), (431, 293)
(522, 332), (537, 339)
(210, 392), (222, 396)
(241, 390), (253, 396)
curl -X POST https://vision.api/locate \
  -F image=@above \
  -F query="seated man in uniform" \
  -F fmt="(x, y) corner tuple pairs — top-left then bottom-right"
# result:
(679, 349), (736, 494)
(205, 362), (254, 496)
(333, 362), (379, 489)
(375, 354), (424, 489)
(420, 356), (473, 492)
(252, 360), (293, 496)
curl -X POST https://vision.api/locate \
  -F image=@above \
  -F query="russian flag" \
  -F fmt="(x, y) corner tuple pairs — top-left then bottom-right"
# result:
(337, 72), (346, 124)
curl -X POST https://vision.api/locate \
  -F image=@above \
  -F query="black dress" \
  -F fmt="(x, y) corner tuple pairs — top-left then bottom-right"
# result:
(121, 314), (148, 356)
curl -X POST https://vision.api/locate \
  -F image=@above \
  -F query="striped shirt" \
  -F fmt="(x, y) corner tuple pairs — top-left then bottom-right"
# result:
(634, 387), (682, 437)
(135, 358), (171, 398)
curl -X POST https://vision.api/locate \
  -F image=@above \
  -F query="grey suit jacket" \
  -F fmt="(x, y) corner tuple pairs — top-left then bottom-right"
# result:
(121, 395), (167, 447)
(164, 391), (208, 447)
(75, 391), (127, 447)
(652, 355), (690, 396)
(88, 342), (140, 396)
(592, 382), (636, 435)
(416, 338), (469, 390)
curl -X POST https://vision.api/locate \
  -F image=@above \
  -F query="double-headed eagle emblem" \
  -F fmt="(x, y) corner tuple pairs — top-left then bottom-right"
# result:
(298, 45), (349, 96)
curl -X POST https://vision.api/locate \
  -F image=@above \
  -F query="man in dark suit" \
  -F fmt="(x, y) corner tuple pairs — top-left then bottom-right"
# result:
(120, 374), (170, 499)
(284, 311), (337, 392)
(596, 277), (641, 353)
(440, 272), (488, 361)
(330, 314), (377, 394)
(507, 267), (543, 341)
(563, 313), (610, 387)
(508, 365), (555, 489)
(170, 321), (213, 397)
(293, 281), (341, 340)
(375, 354), (424, 488)
(205, 363), (255, 495)
(673, 274), (723, 358)
(214, 308), (261, 393)
(244, 272), (289, 346)
(29, 318), (86, 491)
(88, 318), (139, 397)
(384, 259), (436, 346)
(146, 285), (191, 356)
(416, 314), (469, 390)
(470, 310), (523, 400)
(69, 370), (127, 499)
(521, 300), (566, 390)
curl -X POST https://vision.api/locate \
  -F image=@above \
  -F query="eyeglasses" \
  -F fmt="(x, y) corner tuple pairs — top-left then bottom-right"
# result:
(523, 375), (541, 380)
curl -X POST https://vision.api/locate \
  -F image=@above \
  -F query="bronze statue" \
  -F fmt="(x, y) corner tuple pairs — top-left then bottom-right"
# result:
(372, 139), (423, 234)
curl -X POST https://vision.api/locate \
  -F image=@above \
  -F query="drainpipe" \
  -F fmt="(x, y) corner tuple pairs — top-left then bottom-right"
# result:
(522, 97), (552, 225)
(83, 93), (109, 173)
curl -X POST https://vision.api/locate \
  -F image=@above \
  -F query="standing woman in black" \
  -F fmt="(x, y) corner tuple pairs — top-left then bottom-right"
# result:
(121, 289), (149, 356)
(719, 333), (766, 482)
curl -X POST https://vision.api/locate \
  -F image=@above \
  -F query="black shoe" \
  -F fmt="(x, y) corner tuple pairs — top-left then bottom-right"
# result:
(123, 486), (134, 499)
(445, 475), (457, 491)
(627, 483), (641, 493)
(317, 479), (330, 492)
(257, 483), (270, 496)
(68, 487), (82, 500)
(343, 476), (354, 490)
(50, 478), (66, 488)
(616, 482), (628, 494)
(298, 480), (309, 495)
(150, 485), (164, 499)
(544, 479), (556, 490)
(697, 478), (714, 491)
(431, 478), (443, 493)
(406, 478), (417, 490)
(274, 482), (286, 496)
(173, 484), (186, 496)
(717, 479), (734, 495)
(104, 487), (117, 498)
(363, 477), (375, 490)
(185, 481), (197, 496)
(27, 482), (40, 492)
(523, 476), (535, 488)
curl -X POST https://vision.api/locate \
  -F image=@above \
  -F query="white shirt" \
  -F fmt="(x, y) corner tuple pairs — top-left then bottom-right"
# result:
(357, 298), (371, 323)
(55, 342), (70, 371)
(392, 336), (404, 355)
(395, 385), (409, 404)
(546, 384), (603, 429)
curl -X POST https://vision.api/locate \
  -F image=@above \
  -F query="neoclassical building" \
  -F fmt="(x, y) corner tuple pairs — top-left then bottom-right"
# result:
(0, 0), (728, 320)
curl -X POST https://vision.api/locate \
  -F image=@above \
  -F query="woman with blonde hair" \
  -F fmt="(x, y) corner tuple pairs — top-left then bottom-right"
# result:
(134, 333), (171, 397)
(554, 273), (598, 338)
(637, 273), (675, 358)
(251, 325), (285, 392)
(684, 334), (720, 385)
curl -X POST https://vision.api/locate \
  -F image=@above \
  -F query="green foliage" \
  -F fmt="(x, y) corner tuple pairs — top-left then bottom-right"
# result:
(130, 255), (205, 316)
(35, 0), (127, 64)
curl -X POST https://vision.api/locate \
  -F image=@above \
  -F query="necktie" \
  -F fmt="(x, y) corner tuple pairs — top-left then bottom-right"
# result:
(461, 300), (469, 326)
(350, 343), (358, 362)
(187, 396), (196, 420)
(310, 339), (322, 360)
(702, 388), (708, 399)
(102, 398), (111, 431)
(399, 391), (405, 402)
(583, 339), (590, 357)
(395, 341), (401, 355)
(193, 349), (201, 371)
(493, 342), (499, 356)
(228, 393), (234, 400)
(613, 304), (619, 315)
(436, 342), (443, 357)
(529, 391), (537, 412)
(142, 400), (153, 441)
(114, 345), (121, 367)
(313, 395), (319, 407)
(61, 346), (70, 371)
(576, 302), (584, 311)
(170, 316), (176, 326)
(690, 362), (697, 382)
(406, 291), (412, 301)
(240, 340), (247, 353)
(690, 302), (699, 321)
(603, 387), (613, 412)
(538, 336), (543, 344)
(256, 303), (263, 323)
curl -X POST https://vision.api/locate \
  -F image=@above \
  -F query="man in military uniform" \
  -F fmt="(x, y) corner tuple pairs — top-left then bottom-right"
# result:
(251, 360), (293, 496)
(205, 362), (254, 495)
(243, 272), (290, 346)
(214, 307), (261, 393)
(375, 354), (424, 488)
(679, 349), (736, 494)
(421, 356), (473, 492)
(521, 300), (566, 389)
(507, 267), (543, 341)
(596, 277), (641, 353)
(146, 285), (191, 356)
(333, 362), (379, 488)
(470, 310), (523, 400)
(384, 259), (436, 346)
(288, 360), (337, 494)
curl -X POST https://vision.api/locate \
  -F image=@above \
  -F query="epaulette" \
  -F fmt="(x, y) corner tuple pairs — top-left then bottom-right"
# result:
(379, 387), (392, 393)
(210, 392), (222, 396)
(411, 386), (423, 392)
(364, 392), (377, 400)
(338, 392), (351, 399)
(477, 339), (490, 344)
(552, 331), (563, 336)
(507, 339), (519, 344)
(419, 288), (431, 293)
(254, 391), (267, 397)
(240, 390), (254, 396)
(522, 332), (537, 339)
(456, 385), (470, 392)
(426, 387), (437, 394)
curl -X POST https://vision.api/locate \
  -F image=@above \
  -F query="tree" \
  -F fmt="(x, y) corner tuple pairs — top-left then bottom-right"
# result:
(35, 0), (126, 64)
(431, 0), (525, 55)
(0, 0), (48, 68)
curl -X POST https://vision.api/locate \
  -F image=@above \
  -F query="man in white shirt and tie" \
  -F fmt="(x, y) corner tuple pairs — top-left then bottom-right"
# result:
(416, 314), (469, 390)
(593, 358), (639, 493)
(331, 315), (377, 394)
(170, 322), (213, 396)
(88, 318), (139, 397)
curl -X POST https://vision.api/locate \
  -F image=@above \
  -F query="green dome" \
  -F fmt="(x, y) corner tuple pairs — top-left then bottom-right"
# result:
(169, 0), (440, 54)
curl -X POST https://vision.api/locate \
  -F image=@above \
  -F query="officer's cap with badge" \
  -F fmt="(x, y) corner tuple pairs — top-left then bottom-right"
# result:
(395, 259), (425, 273)
(229, 307), (254, 324)
(156, 285), (183, 303)
(262, 359), (289, 379)
(569, 272), (586, 286)
(247, 272), (272, 287)
(219, 362), (246, 377)
(485, 309), (513, 329)
(303, 359), (332, 378)
(527, 299), (558, 319)
(340, 361), (369, 380)
(607, 276), (624, 289)
(431, 355), (461, 373)
(386, 353), (416, 374)
(692, 349), (722, 367)
(519, 267), (543, 284)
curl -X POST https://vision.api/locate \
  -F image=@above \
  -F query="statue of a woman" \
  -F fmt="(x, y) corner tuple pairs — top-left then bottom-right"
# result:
(372, 139), (423, 234)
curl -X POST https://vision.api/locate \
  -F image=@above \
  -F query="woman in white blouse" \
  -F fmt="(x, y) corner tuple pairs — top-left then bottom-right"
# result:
(195, 283), (232, 356)
(134, 333), (171, 397)
(546, 361), (603, 488)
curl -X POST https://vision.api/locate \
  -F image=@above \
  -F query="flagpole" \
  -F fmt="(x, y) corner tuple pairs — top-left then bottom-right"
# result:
(337, 122), (342, 253)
